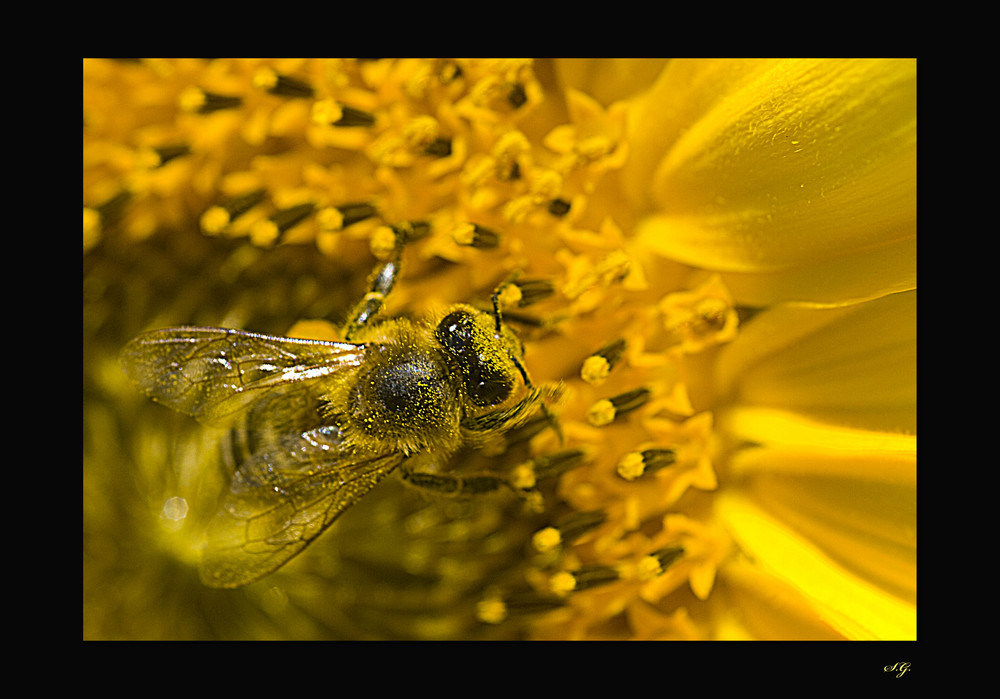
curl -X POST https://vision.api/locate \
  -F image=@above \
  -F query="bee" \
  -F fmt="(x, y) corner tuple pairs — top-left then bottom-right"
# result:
(121, 254), (554, 588)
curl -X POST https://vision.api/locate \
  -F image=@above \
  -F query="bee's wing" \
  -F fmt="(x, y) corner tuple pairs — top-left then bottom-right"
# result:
(121, 326), (365, 426)
(199, 425), (404, 588)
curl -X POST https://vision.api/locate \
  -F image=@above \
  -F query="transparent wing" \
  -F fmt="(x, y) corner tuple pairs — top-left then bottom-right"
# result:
(120, 326), (365, 426)
(199, 425), (405, 588)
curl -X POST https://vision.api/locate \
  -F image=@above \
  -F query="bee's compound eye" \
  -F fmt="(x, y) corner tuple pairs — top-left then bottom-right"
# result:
(435, 310), (476, 357)
(436, 309), (515, 408)
(467, 362), (513, 408)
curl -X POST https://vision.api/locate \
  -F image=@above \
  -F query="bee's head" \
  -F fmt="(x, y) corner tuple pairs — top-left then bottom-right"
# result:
(434, 306), (523, 409)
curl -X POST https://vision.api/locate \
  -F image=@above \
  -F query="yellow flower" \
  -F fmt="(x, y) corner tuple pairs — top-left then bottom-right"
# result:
(83, 58), (915, 640)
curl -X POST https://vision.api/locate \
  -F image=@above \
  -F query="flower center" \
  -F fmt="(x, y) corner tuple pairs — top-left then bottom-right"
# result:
(84, 58), (741, 639)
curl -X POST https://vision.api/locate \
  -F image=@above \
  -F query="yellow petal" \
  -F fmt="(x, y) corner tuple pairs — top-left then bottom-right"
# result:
(721, 407), (916, 603)
(622, 58), (774, 208)
(722, 407), (916, 486)
(716, 290), (916, 434)
(715, 558), (857, 640)
(552, 58), (670, 107)
(716, 493), (916, 639)
(718, 232), (915, 307)
(625, 59), (916, 281)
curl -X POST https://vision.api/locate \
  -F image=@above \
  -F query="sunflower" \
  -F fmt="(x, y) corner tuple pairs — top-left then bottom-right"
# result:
(83, 58), (916, 640)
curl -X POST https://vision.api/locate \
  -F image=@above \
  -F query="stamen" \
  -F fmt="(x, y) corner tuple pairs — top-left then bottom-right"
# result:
(492, 131), (529, 180)
(506, 82), (528, 109)
(311, 99), (340, 125)
(531, 527), (562, 553)
(587, 387), (651, 427)
(369, 226), (398, 260)
(83, 207), (100, 246)
(637, 546), (685, 580)
(313, 99), (377, 128)
(501, 412), (552, 446)
(658, 276), (739, 352)
(89, 190), (131, 229)
(691, 299), (730, 334)
(496, 283), (522, 309)
(509, 463), (537, 491)
(547, 198), (571, 217)
(253, 68), (314, 98)
(562, 249), (633, 300)
(453, 223), (500, 248)
(477, 591), (567, 623)
(507, 279), (555, 308)
(367, 221), (429, 259)
(269, 202), (316, 232)
(551, 564), (621, 595)
(201, 189), (266, 234)
(404, 115), (438, 145)
(587, 401), (615, 427)
(557, 509), (608, 543)
(317, 202), (378, 231)
(476, 596), (508, 625)
(423, 137), (453, 157)
(250, 202), (315, 246)
(617, 448), (677, 481)
(139, 144), (190, 168)
(178, 86), (242, 114)
(533, 509), (607, 553)
(391, 220), (431, 244)
(337, 105), (377, 127)
(737, 306), (762, 324)
(438, 61), (463, 84)
(581, 338), (626, 385)
(665, 297), (732, 345)
(635, 556), (663, 581)
(530, 449), (588, 482)
(652, 545), (685, 569)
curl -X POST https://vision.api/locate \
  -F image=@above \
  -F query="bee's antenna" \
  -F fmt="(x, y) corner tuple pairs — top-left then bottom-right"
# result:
(491, 279), (530, 382)
(341, 236), (406, 341)
(491, 278), (564, 444)
(490, 280), (509, 337)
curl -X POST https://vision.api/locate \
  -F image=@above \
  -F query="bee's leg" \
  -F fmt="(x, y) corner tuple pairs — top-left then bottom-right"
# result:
(462, 387), (541, 435)
(461, 383), (564, 445)
(341, 242), (404, 341)
(460, 381), (564, 447)
(399, 467), (509, 496)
